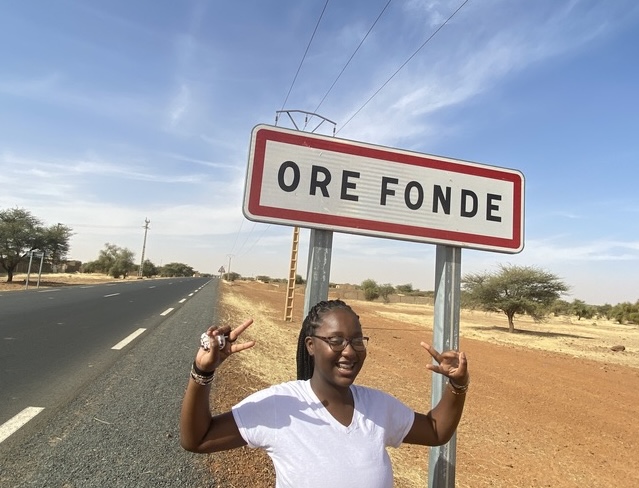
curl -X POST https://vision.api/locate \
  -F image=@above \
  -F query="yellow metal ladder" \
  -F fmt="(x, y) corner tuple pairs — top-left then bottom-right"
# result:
(283, 226), (300, 321)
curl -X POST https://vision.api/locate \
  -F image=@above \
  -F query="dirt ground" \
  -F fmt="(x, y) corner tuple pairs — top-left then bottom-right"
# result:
(4, 274), (638, 486)
(0, 273), (133, 292)
(210, 280), (638, 488)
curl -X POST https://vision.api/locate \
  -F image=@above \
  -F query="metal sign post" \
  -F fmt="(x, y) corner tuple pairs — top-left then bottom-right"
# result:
(25, 251), (45, 290)
(429, 245), (462, 487)
(302, 228), (333, 318)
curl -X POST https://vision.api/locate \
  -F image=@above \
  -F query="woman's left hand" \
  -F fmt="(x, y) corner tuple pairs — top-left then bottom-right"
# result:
(420, 343), (469, 386)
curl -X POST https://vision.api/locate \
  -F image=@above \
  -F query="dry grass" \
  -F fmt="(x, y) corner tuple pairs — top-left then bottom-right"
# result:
(0, 272), (137, 291)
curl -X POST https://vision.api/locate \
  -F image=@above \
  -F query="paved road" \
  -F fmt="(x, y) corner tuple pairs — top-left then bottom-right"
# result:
(0, 277), (219, 487)
(1, 277), (210, 426)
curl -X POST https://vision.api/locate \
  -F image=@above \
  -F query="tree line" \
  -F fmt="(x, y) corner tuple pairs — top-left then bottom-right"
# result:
(245, 266), (638, 331)
(82, 243), (197, 279)
(0, 207), (199, 282)
(361, 264), (638, 330)
(5, 207), (637, 327)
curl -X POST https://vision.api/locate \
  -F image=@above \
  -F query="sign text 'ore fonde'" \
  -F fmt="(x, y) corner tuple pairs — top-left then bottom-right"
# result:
(243, 124), (525, 253)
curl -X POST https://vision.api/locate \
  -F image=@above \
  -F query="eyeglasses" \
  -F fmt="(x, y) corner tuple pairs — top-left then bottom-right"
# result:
(311, 335), (369, 352)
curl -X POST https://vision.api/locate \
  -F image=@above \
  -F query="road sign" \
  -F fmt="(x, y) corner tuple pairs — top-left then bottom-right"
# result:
(218, 266), (225, 273)
(244, 124), (524, 253)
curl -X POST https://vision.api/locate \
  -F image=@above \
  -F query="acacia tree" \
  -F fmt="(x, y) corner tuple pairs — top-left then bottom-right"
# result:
(462, 264), (569, 332)
(396, 283), (414, 294)
(361, 279), (380, 301)
(571, 299), (595, 321)
(0, 208), (72, 282)
(42, 223), (74, 271)
(550, 299), (571, 317)
(160, 262), (195, 277)
(141, 259), (158, 277)
(611, 301), (639, 324)
(379, 283), (395, 303)
(84, 243), (136, 278)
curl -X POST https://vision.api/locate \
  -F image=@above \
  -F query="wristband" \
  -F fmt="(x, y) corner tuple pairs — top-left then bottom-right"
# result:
(448, 376), (470, 394)
(190, 361), (215, 386)
(192, 360), (215, 376)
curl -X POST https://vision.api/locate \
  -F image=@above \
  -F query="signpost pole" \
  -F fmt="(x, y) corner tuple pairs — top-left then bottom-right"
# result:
(428, 244), (462, 488)
(302, 228), (333, 318)
(36, 251), (45, 289)
(25, 251), (35, 290)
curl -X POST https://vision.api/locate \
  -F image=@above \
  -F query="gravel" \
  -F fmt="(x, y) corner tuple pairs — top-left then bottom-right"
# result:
(0, 280), (220, 487)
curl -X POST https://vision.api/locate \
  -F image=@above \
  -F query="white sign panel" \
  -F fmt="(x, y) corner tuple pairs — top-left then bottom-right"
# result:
(244, 124), (524, 253)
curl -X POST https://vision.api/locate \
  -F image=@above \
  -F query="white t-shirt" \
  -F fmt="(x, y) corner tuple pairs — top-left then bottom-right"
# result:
(231, 380), (415, 488)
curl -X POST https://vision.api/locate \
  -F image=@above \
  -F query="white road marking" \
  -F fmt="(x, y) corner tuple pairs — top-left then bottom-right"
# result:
(0, 407), (45, 443)
(160, 308), (174, 316)
(188, 293), (194, 297)
(179, 299), (186, 303)
(104, 293), (120, 298)
(111, 328), (146, 350)
(37, 289), (60, 293)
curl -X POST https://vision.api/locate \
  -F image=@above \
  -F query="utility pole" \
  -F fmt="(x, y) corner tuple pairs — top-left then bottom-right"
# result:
(138, 218), (150, 278)
(226, 254), (234, 281)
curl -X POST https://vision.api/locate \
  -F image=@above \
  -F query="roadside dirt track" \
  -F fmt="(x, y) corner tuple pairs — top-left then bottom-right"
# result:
(208, 280), (638, 488)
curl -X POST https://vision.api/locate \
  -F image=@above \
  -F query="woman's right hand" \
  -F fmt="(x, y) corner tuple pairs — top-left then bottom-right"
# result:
(195, 318), (255, 372)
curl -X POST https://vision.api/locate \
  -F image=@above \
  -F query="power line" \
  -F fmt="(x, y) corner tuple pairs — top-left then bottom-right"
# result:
(237, 223), (271, 258)
(337, 0), (470, 135)
(310, 0), (393, 119)
(229, 218), (245, 255)
(280, 0), (331, 111)
(234, 221), (258, 257)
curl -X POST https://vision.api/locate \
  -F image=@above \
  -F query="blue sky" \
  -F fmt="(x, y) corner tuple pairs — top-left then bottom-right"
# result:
(1, 0), (638, 305)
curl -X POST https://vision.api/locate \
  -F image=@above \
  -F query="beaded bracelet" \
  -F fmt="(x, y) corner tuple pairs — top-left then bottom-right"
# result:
(448, 377), (470, 395)
(190, 361), (215, 386)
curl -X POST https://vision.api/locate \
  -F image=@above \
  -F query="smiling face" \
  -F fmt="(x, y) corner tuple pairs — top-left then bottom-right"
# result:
(305, 307), (367, 391)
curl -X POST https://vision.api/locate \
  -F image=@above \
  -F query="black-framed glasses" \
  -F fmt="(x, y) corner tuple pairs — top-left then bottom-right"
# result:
(311, 335), (369, 352)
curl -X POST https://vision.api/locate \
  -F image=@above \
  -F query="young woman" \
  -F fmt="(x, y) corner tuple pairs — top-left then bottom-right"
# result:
(180, 299), (469, 487)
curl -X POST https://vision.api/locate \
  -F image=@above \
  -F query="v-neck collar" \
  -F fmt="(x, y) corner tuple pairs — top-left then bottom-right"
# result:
(303, 380), (359, 433)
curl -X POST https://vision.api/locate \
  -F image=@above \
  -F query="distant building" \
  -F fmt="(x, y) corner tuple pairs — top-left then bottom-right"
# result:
(61, 260), (82, 273)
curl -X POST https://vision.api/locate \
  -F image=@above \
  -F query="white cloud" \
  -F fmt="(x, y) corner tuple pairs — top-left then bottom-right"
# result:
(0, 73), (160, 122)
(167, 82), (191, 128)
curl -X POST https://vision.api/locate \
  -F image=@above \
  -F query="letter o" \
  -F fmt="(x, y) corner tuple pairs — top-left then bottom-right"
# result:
(404, 181), (424, 210)
(278, 161), (300, 192)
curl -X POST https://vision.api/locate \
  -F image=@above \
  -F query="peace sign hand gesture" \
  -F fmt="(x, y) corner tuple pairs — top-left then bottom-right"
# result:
(420, 342), (469, 387)
(195, 318), (255, 373)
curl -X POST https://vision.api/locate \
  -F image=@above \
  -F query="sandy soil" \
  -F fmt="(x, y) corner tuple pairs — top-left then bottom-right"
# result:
(209, 280), (638, 488)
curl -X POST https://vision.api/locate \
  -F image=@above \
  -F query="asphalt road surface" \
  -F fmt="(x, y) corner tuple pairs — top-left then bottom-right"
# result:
(0, 277), (219, 487)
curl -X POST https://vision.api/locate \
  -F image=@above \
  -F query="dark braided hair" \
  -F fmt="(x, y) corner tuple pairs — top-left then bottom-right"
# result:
(296, 299), (358, 380)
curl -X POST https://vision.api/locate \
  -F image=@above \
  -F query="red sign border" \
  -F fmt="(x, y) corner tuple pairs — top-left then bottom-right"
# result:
(245, 125), (524, 253)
